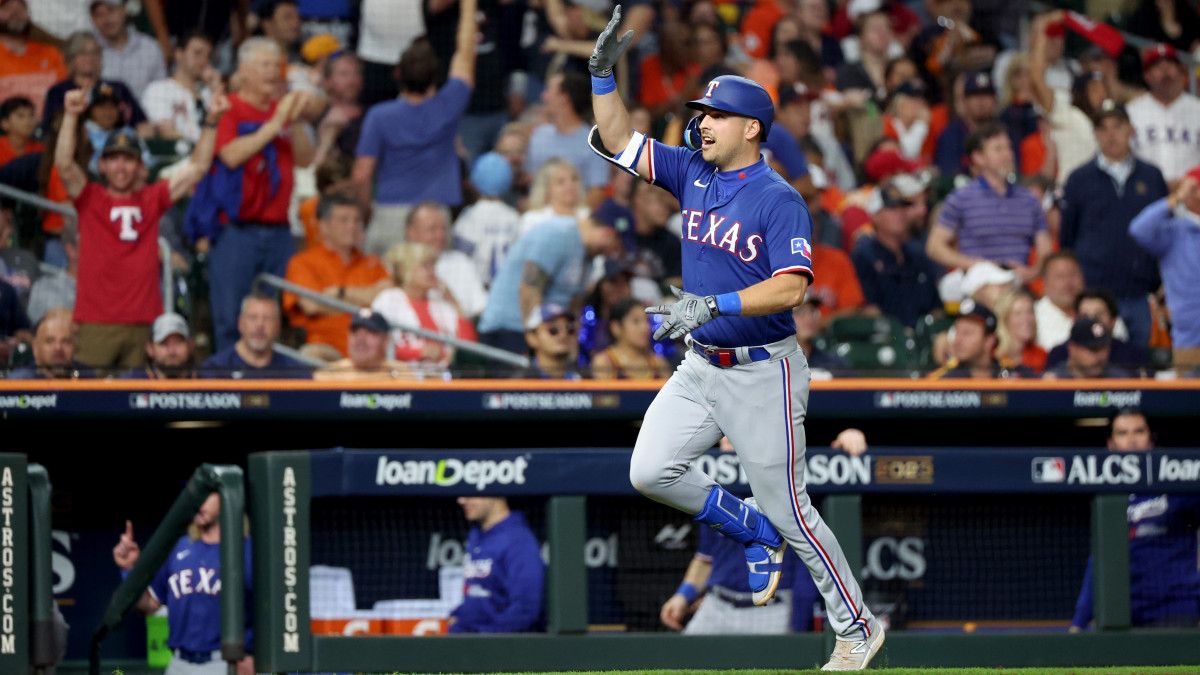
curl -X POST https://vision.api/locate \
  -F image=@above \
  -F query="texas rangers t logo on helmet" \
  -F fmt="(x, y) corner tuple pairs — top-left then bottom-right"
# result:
(705, 80), (721, 98)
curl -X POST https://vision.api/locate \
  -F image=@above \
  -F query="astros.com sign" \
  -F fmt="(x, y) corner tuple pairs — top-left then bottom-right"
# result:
(374, 456), (529, 491)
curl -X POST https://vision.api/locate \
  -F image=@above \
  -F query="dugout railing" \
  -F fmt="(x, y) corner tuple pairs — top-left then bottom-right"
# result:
(246, 447), (1200, 673)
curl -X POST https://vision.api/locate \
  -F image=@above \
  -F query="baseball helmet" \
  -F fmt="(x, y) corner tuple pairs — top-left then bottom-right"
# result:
(684, 75), (775, 150)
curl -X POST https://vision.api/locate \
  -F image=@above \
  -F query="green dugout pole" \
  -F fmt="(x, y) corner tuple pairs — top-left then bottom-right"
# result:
(248, 451), (313, 673)
(28, 463), (54, 672)
(1092, 494), (1130, 630)
(213, 466), (246, 663)
(0, 454), (29, 673)
(546, 496), (588, 634)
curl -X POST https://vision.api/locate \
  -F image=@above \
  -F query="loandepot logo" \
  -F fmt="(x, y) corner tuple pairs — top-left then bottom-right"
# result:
(0, 394), (57, 410)
(1072, 390), (1142, 408)
(340, 392), (413, 411)
(375, 456), (529, 491)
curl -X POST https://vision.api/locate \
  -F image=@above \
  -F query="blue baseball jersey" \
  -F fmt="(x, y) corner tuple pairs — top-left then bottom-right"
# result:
(449, 512), (545, 633)
(697, 523), (820, 631)
(148, 536), (253, 652)
(1071, 493), (1200, 628)
(646, 142), (815, 347)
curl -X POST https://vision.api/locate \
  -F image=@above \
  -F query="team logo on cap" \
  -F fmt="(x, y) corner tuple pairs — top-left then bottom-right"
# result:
(1091, 322), (1106, 339)
(975, 73), (989, 87)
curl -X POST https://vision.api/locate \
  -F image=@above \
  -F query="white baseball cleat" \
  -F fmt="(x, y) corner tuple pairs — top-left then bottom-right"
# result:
(747, 541), (787, 606)
(821, 626), (885, 671)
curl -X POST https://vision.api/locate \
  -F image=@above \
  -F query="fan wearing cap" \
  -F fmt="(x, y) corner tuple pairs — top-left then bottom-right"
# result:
(1059, 98), (1167, 349)
(55, 86), (229, 372)
(1044, 289), (1146, 372)
(1126, 43), (1200, 186)
(121, 313), (198, 379)
(454, 152), (521, 289)
(928, 299), (1032, 379)
(1043, 317), (1132, 379)
(793, 291), (850, 372)
(590, 11), (886, 670)
(933, 69), (998, 176)
(520, 304), (582, 380)
(89, 0), (167, 100)
(1129, 165), (1200, 371)
(851, 176), (942, 328)
(315, 310), (414, 381)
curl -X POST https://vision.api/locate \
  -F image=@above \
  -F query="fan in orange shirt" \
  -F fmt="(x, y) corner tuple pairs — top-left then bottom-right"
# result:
(0, 0), (67, 117)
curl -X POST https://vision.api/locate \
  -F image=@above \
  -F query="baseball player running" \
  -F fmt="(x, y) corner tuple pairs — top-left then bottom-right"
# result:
(588, 9), (883, 669)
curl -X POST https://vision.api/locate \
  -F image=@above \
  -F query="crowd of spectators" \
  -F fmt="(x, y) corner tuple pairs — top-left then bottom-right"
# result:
(2, 0), (1200, 381)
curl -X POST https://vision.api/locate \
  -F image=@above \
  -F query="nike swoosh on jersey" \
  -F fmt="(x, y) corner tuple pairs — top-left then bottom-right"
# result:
(177, 550), (191, 560)
(694, 179), (709, 188)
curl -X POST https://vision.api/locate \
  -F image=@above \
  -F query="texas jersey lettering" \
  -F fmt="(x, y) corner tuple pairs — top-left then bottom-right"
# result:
(148, 536), (253, 654)
(1127, 93), (1200, 182)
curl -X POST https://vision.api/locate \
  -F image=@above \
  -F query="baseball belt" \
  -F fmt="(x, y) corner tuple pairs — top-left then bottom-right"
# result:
(685, 335), (797, 368)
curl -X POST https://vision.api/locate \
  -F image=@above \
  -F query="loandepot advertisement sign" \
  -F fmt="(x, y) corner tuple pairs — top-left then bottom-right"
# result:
(374, 456), (530, 491)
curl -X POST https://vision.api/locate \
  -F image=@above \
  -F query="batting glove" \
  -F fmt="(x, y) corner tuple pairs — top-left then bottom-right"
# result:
(647, 286), (720, 341)
(589, 6), (634, 77)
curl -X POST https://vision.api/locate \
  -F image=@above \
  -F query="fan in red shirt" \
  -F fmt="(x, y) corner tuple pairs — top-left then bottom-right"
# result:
(55, 87), (228, 372)
(201, 37), (316, 352)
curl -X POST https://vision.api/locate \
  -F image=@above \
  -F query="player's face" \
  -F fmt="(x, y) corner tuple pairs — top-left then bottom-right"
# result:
(1109, 414), (1152, 452)
(347, 327), (387, 367)
(1068, 342), (1110, 377)
(1043, 259), (1084, 309)
(697, 109), (757, 168)
(950, 318), (989, 364)
(33, 318), (75, 369)
(89, 3), (126, 41)
(972, 134), (1014, 178)
(1, 105), (35, 139)
(238, 299), (281, 352)
(320, 204), (365, 251)
(178, 37), (213, 80)
(99, 153), (140, 193)
(1004, 295), (1035, 345)
(194, 494), (220, 530)
(150, 334), (192, 370)
(1094, 116), (1132, 160)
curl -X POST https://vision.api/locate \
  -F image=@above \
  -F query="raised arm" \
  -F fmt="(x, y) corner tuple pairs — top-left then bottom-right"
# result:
(1028, 12), (1064, 114)
(589, 7), (651, 178)
(168, 94), (230, 202)
(447, 0), (479, 87)
(54, 90), (89, 200)
(217, 90), (296, 169)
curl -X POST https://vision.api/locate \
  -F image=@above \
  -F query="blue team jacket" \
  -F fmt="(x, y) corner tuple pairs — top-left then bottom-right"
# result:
(449, 512), (545, 632)
(1071, 493), (1200, 628)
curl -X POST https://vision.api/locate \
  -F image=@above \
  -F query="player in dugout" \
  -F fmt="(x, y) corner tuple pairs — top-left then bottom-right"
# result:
(449, 496), (545, 633)
(1069, 409), (1200, 631)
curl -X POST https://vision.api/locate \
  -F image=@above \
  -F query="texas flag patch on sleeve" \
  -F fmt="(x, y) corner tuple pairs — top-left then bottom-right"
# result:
(791, 237), (811, 258)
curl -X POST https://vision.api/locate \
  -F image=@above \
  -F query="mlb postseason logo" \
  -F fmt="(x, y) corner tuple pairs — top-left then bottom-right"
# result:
(791, 237), (811, 259)
(1031, 457), (1066, 483)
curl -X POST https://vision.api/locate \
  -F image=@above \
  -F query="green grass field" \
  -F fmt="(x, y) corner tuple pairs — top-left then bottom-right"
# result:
(108, 658), (1200, 674)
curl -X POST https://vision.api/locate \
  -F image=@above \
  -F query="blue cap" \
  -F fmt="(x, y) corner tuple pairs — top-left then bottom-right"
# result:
(525, 303), (573, 331)
(350, 309), (390, 334)
(471, 152), (513, 197)
(963, 70), (995, 97)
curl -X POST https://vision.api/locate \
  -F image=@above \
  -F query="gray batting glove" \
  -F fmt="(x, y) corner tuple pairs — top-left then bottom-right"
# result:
(589, 5), (634, 78)
(647, 286), (719, 341)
